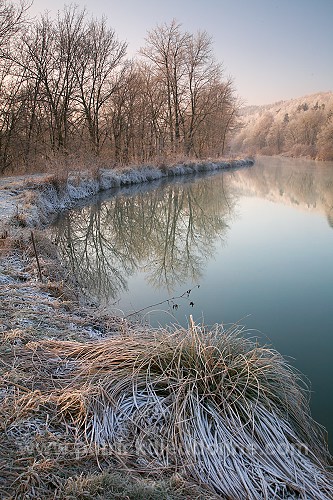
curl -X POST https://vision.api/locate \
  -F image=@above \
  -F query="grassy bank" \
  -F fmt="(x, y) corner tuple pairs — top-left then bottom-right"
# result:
(0, 158), (254, 228)
(1, 160), (332, 499)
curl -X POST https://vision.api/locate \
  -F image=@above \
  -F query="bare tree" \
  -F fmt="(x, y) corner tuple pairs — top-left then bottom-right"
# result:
(0, 0), (29, 48)
(141, 21), (238, 158)
(107, 61), (142, 163)
(141, 20), (189, 152)
(0, 59), (27, 172)
(15, 9), (84, 153)
(193, 79), (238, 157)
(110, 61), (170, 162)
(73, 16), (127, 155)
(182, 30), (221, 155)
(0, 1), (31, 172)
(0, 6), (243, 173)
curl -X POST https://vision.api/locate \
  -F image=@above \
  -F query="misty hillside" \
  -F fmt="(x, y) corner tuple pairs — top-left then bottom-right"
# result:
(231, 91), (333, 160)
(240, 92), (333, 121)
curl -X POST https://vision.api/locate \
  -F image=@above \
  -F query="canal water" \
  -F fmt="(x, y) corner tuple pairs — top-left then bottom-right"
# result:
(50, 156), (333, 450)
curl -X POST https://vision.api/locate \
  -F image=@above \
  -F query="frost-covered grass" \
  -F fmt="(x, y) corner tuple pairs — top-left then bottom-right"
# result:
(6, 320), (333, 499)
(0, 158), (254, 227)
(1, 232), (209, 499)
(45, 324), (333, 498)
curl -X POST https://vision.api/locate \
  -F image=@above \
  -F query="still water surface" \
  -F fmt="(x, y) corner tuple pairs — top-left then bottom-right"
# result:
(51, 157), (333, 449)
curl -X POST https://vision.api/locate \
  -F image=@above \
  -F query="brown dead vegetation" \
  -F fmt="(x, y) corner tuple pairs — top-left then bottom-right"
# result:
(0, 226), (217, 499)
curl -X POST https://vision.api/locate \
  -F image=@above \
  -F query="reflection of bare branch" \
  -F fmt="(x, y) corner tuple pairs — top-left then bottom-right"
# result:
(49, 173), (235, 303)
(52, 204), (133, 300)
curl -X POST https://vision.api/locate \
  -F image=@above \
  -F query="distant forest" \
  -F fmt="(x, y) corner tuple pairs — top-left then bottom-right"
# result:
(232, 92), (333, 161)
(0, 1), (239, 174)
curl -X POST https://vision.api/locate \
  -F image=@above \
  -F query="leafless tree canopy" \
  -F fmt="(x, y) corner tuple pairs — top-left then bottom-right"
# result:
(0, 5), (240, 174)
(0, 0), (29, 47)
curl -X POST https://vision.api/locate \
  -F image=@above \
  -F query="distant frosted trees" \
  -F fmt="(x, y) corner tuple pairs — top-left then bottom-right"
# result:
(0, 4), (239, 174)
(232, 94), (333, 160)
(317, 117), (333, 160)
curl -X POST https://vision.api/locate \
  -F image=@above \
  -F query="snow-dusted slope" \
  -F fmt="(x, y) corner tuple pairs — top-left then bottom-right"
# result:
(240, 91), (333, 125)
(232, 91), (333, 159)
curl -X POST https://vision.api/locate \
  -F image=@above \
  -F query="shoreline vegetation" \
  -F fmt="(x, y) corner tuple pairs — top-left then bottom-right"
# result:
(0, 6), (241, 177)
(0, 157), (254, 227)
(1, 158), (333, 499)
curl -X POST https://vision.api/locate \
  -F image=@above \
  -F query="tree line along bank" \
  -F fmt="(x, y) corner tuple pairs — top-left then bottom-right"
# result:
(0, 2), (240, 175)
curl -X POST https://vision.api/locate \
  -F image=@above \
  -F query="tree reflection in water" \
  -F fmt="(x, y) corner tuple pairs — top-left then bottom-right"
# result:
(49, 159), (333, 308)
(50, 174), (236, 304)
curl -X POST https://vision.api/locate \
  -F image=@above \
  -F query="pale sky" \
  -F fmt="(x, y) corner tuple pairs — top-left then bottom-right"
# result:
(28, 0), (333, 106)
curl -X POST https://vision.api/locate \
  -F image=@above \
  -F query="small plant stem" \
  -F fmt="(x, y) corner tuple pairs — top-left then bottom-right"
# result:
(31, 231), (42, 282)
(125, 286), (199, 318)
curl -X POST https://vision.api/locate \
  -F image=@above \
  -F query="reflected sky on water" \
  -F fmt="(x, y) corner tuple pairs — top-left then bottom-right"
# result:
(50, 156), (333, 450)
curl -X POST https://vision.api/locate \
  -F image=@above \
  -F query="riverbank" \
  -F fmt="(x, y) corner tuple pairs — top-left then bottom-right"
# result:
(0, 158), (254, 228)
(1, 158), (333, 499)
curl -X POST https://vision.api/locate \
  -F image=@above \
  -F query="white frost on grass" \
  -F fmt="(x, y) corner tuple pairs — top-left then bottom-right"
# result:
(0, 190), (24, 224)
(0, 159), (254, 228)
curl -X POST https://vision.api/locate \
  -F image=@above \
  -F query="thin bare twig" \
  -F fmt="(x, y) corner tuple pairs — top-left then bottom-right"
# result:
(124, 285), (200, 318)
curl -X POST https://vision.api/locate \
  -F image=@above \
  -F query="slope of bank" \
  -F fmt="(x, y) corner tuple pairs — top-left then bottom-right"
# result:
(1, 158), (333, 500)
(0, 158), (253, 228)
(1, 229), (219, 498)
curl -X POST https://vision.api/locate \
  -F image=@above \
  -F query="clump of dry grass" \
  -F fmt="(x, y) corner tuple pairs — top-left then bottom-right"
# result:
(25, 321), (333, 499)
(1, 251), (331, 498)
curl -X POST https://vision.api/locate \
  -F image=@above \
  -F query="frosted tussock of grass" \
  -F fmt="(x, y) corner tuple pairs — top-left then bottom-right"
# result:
(31, 322), (333, 499)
